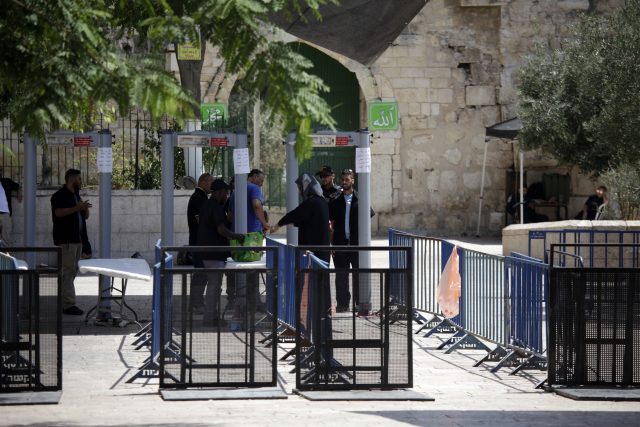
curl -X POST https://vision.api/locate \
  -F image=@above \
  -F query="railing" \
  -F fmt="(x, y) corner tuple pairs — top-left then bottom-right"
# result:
(0, 247), (62, 393)
(548, 243), (640, 386)
(158, 246), (278, 389)
(388, 228), (547, 376)
(295, 246), (412, 391)
(528, 229), (640, 266)
(265, 238), (296, 340)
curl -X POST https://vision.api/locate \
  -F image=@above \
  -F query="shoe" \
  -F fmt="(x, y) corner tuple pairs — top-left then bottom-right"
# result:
(192, 305), (205, 315)
(336, 305), (350, 313)
(63, 306), (84, 315)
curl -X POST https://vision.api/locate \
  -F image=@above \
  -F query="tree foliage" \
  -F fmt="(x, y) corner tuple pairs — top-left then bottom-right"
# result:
(518, 0), (640, 175)
(0, 0), (337, 159)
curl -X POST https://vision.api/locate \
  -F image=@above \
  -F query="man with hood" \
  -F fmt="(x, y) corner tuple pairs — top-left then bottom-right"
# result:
(270, 173), (330, 262)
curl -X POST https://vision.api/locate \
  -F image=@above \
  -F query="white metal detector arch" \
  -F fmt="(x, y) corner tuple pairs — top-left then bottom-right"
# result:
(160, 130), (249, 245)
(285, 129), (373, 309)
(24, 130), (114, 312)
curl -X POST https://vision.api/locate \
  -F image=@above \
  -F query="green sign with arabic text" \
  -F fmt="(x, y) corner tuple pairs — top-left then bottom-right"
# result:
(368, 101), (399, 131)
(201, 103), (227, 128)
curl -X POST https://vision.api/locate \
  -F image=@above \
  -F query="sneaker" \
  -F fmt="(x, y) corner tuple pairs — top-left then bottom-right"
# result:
(336, 305), (350, 313)
(192, 305), (205, 315)
(63, 306), (84, 315)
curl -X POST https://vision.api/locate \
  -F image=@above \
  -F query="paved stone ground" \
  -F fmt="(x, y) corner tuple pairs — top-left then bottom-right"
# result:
(3, 238), (639, 426)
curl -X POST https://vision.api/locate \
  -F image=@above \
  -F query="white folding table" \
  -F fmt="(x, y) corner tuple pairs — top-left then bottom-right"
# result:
(79, 258), (152, 326)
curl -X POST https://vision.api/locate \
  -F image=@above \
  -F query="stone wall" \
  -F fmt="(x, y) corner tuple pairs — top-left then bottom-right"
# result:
(7, 191), (288, 263)
(186, 0), (625, 236)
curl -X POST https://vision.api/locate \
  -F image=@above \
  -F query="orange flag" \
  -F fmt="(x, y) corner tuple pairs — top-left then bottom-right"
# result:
(437, 246), (461, 318)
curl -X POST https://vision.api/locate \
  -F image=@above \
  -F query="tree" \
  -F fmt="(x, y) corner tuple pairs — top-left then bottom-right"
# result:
(0, 0), (336, 159)
(518, 0), (640, 175)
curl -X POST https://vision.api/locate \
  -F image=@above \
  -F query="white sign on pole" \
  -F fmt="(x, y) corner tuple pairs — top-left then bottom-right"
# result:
(355, 147), (371, 173)
(97, 147), (113, 173)
(233, 148), (250, 174)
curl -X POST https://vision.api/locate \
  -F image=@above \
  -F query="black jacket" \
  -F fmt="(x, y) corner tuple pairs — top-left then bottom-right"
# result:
(329, 191), (375, 245)
(278, 195), (330, 261)
(187, 188), (208, 245)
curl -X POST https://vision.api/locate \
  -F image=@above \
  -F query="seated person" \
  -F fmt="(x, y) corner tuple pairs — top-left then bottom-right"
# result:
(575, 185), (607, 220)
(506, 186), (549, 224)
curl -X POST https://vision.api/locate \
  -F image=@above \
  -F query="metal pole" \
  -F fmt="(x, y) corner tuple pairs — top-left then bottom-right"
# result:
(519, 145), (524, 225)
(184, 119), (203, 180)
(285, 132), (298, 245)
(253, 99), (261, 168)
(23, 134), (37, 268)
(476, 139), (489, 237)
(98, 130), (112, 314)
(161, 131), (175, 245)
(357, 130), (372, 312)
(234, 133), (248, 234)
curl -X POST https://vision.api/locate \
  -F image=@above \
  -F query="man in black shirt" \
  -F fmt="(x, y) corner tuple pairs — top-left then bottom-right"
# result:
(187, 173), (213, 311)
(329, 169), (374, 313)
(51, 169), (91, 315)
(316, 165), (342, 203)
(196, 179), (244, 326)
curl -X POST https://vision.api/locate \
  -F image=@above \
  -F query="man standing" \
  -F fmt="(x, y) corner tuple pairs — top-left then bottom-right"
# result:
(229, 169), (270, 233)
(51, 169), (91, 315)
(316, 165), (342, 202)
(0, 172), (22, 245)
(187, 173), (213, 311)
(196, 179), (245, 326)
(329, 169), (375, 313)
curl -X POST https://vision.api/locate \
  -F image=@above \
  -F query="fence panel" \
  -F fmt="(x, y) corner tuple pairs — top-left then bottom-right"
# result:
(456, 248), (507, 346)
(548, 244), (640, 386)
(529, 229), (640, 267)
(506, 254), (548, 356)
(159, 246), (277, 388)
(266, 238), (296, 336)
(0, 248), (61, 393)
(295, 246), (412, 390)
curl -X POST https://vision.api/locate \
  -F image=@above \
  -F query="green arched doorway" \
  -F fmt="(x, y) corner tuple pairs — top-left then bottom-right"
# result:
(291, 43), (360, 181)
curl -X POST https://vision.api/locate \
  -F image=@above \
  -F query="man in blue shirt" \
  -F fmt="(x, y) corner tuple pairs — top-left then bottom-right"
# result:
(230, 169), (270, 233)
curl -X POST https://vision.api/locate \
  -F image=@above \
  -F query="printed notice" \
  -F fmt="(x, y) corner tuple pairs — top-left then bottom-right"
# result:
(97, 147), (113, 173)
(233, 148), (250, 174)
(355, 147), (371, 173)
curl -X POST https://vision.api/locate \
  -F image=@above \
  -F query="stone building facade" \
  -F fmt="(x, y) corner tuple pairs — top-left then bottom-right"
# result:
(193, 0), (624, 235)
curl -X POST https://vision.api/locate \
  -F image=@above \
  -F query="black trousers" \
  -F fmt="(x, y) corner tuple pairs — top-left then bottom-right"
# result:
(333, 249), (359, 307)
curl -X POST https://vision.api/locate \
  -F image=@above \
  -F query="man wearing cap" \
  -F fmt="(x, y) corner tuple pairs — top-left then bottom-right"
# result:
(316, 165), (342, 203)
(196, 179), (245, 326)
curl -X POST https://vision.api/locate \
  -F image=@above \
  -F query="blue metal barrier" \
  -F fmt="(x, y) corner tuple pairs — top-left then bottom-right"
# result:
(506, 253), (548, 356)
(127, 240), (172, 382)
(389, 228), (550, 377)
(266, 238), (296, 340)
(528, 229), (640, 267)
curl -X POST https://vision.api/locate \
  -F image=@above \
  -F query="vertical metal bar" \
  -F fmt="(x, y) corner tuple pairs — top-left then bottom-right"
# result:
(161, 131), (175, 245)
(285, 132), (298, 245)
(358, 131), (372, 312)
(98, 131), (112, 315)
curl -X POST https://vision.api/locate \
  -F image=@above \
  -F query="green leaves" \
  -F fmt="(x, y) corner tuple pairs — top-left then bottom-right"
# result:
(518, 0), (640, 175)
(1, 0), (337, 160)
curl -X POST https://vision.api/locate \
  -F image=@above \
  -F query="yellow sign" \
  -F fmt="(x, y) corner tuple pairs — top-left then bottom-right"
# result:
(177, 42), (201, 61)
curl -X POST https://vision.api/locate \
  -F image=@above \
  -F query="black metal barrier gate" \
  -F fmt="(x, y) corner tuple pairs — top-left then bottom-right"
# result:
(295, 246), (412, 390)
(0, 248), (62, 393)
(159, 246), (277, 388)
(549, 244), (640, 386)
